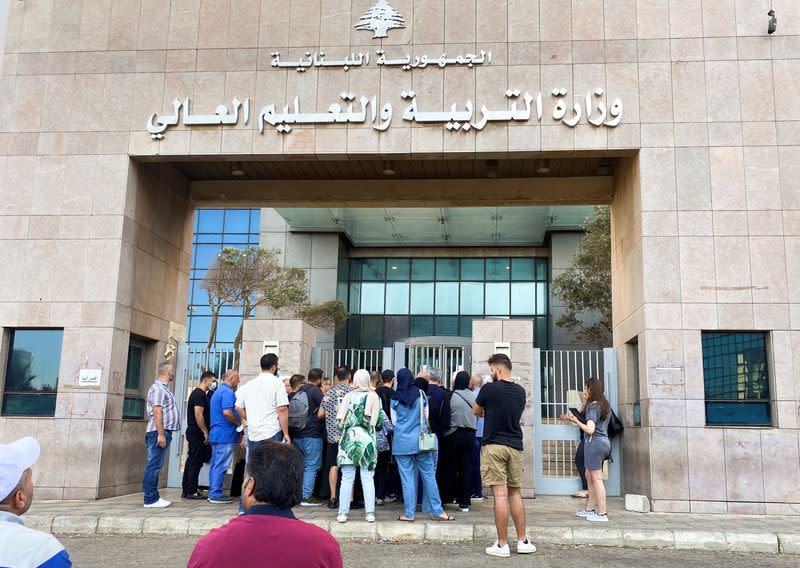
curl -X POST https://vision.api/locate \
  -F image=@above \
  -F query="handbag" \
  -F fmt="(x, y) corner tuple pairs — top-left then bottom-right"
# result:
(608, 409), (624, 438)
(418, 392), (437, 452)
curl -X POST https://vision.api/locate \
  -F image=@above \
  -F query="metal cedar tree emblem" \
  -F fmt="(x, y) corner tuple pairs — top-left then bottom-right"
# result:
(355, 0), (406, 38)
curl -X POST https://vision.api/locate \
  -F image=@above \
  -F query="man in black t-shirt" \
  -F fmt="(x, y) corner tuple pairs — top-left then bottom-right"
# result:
(473, 354), (535, 558)
(182, 371), (215, 499)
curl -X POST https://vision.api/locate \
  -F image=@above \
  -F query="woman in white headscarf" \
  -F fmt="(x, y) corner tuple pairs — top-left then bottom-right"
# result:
(335, 369), (385, 523)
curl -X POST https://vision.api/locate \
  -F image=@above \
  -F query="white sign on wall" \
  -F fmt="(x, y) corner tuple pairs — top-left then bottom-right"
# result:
(78, 368), (102, 387)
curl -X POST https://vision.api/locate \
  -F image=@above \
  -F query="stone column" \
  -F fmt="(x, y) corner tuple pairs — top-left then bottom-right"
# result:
(240, 319), (317, 383)
(471, 319), (535, 497)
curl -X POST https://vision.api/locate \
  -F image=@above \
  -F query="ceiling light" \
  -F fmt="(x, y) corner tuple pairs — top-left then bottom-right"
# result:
(382, 160), (396, 176)
(536, 159), (551, 174)
(231, 162), (245, 176)
(486, 159), (499, 178)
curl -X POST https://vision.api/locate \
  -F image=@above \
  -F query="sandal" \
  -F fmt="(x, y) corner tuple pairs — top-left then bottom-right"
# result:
(431, 513), (455, 522)
(397, 515), (415, 522)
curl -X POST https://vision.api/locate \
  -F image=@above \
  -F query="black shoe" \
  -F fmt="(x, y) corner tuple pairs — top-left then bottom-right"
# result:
(327, 499), (338, 509)
(184, 493), (206, 500)
(351, 501), (364, 510)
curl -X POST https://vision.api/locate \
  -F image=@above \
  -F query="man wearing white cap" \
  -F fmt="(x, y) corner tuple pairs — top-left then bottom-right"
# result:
(0, 437), (72, 567)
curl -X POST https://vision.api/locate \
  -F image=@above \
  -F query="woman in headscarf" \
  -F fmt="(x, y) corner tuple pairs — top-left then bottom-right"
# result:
(390, 368), (454, 522)
(335, 369), (385, 524)
(443, 371), (478, 512)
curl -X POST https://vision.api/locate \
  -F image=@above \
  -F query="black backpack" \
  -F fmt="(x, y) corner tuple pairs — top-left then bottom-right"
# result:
(607, 409), (624, 438)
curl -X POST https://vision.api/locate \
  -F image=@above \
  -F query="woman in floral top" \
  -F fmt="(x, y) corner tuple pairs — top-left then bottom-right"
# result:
(335, 369), (385, 523)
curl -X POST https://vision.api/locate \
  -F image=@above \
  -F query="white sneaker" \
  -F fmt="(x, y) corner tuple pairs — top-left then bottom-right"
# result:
(143, 498), (171, 508)
(459, 507), (469, 513)
(300, 501), (320, 507)
(365, 513), (376, 523)
(516, 538), (537, 554)
(376, 499), (385, 506)
(576, 508), (594, 518)
(336, 514), (347, 523)
(485, 541), (511, 558)
(586, 511), (609, 522)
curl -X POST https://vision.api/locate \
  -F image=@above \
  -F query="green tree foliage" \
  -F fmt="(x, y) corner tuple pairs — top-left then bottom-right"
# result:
(202, 247), (347, 351)
(552, 206), (612, 347)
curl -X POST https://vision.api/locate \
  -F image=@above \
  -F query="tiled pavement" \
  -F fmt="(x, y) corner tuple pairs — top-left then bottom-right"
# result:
(26, 489), (800, 554)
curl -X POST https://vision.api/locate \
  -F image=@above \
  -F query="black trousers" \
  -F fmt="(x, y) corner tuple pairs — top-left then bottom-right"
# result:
(435, 433), (451, 504)
(448, 428), (476, 508)
(181, 433), (206, 496)
(375, 450), (391, 500)
(575, 438), (588, 490)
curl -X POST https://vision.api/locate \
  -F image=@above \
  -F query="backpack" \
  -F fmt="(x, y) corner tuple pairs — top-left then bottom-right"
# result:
(288, 390), (310, 432)
(607, 409), (624, 439)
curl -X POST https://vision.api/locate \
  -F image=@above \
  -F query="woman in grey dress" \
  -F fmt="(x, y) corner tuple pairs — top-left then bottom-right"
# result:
(560, 377), (612, 522)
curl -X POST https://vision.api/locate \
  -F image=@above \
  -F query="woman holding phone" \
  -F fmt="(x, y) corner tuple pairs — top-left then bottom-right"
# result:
(560, 377), (612, 522)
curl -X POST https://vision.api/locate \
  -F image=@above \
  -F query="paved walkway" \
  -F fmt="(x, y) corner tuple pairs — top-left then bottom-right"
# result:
(27, 489), (800, 554)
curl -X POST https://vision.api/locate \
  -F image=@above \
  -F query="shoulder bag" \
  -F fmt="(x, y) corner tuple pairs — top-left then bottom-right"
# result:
(418, 392), (437, 452)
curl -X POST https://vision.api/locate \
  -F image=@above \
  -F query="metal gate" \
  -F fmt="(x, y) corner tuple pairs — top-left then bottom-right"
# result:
(405, 344), (470, 389)
(533, 348), (620, 496)
(318, 348), (384, 379)
(167, 346), (239, 488)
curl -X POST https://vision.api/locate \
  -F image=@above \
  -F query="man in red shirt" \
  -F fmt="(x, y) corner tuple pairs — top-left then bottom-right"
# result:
(187, 440), (343, 568)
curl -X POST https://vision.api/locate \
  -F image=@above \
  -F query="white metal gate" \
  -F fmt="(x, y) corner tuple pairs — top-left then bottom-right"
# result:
(533, 348), (620, 496)
(318, 348), (384, 379)
(405, 344), (469, 389)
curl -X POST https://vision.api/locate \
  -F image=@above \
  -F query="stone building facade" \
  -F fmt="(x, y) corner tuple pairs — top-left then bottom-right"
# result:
(0, 1), (798, 513)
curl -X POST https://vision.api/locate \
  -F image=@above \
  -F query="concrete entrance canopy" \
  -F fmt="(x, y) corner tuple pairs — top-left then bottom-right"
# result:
(0, 1), (798, 514)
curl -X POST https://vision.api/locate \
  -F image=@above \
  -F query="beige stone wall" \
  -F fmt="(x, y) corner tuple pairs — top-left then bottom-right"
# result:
(0, 1), (797, 506)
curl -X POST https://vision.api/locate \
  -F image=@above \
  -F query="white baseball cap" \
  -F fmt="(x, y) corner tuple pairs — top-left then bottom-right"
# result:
(0, 437), (40, 502)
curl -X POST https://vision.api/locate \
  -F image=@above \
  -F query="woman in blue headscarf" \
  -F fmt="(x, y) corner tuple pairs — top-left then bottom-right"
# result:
(390, 368), (454, 522)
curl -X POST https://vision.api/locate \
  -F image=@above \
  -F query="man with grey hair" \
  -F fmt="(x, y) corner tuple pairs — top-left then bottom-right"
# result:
(423, 368), (452, 509)
(143, 361), (181, 508)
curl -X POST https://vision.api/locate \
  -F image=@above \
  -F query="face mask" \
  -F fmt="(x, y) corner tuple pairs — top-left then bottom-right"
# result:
(209, 381), (218, 391)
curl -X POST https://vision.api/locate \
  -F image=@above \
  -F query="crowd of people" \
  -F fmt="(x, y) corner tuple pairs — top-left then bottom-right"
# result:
(0, 351), (617, 566)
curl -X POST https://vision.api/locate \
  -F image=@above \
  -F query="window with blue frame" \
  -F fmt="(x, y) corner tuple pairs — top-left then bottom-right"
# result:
(702, 331), (771, 426)
(341, 257), (550, 349)
(2, 329), (64, 417)
(187, 209), (260, 349)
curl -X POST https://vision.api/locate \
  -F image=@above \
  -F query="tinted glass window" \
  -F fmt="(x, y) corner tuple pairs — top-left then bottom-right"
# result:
(486, 258), (510, 281)
(435, 282), (459, 314)
(511, 258), (536, 281)
(436, 259), (459, 281)
(386, 259), (410, 281)
(2, 329), (64, 417)
(410, 283), (434, 314)
(461, 259), (484, 281)
(385, 283), (410, 314)
(411, 259), (435, 280)
(485, 283), (510, 315)
(459, 283), (483, 315)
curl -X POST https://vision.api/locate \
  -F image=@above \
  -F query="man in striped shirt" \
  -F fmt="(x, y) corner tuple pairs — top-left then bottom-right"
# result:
(142, 361), (182, 508)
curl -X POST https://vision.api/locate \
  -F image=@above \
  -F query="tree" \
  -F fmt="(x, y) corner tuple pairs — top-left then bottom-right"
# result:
(201, 247), (349, 351)
(552, 206), (612, 347)
(355, 0), (405, 38)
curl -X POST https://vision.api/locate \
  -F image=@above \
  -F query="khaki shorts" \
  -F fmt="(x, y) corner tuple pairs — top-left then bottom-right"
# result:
(480, 444), (523, 488)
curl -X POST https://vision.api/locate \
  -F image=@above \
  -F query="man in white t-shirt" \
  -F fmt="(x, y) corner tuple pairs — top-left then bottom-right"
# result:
(235, 353), (290, 452)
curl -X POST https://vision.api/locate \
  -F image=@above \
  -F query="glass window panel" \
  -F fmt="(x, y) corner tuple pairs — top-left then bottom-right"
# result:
(349, 259), (362, 281)
(223, 209), (251, 233)
(216, 316), (242, 344)
(486, 258), (510, 281)
(511, 283), (536, 315)
(188, 316), (211, 343)
(435, 283), (459, 314)
(436, 259), (459, 281)
(348, 283), (361, 313)
(2, 329), (64, 417)
(536, 283), (548, 315)
(411, 259), (435, 280)
(386, 259), (410, 281)
(361, 258), (386, 281)
(383, 316), (409, 346)
(511, 258), (536, 281)
(535, 317), (549, 348)
(705, 401), (771, 426)
(461, 259), (484, 281)
(410, 316), (434, 337)
(360, 317), (384, 349)
(125, 345), (143, 390)
(460, 283), (484, 315)
(196, 233), (222, 244)
(410, 283), (434, 314)
(197, 209), (224, 233)
(385, 283), (410, 314)
(188, 305), (211, 317)
(122, 397), (145, 420)
(193, 244), (222, 270)
(536, 258), (548, 281)
(435, 316), (459, 336)
(249, 209), (260, 230)
(360, 283), (385, 314)
(347, 317), (360, 348)
(485, 283), (510, 315)
(222, 233), (250, 245)
(460, 316), (477, 337)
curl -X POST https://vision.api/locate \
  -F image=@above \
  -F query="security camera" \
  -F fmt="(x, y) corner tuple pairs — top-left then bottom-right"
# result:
(768, 10), (777, 35)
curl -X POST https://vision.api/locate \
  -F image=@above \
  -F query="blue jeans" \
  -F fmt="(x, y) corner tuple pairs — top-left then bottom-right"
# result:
(418, 450), (438, 513)
(208, 442), (237, 500)
(143, 430), (172, 505)
(396, 453), (444, 519)
(294, 437), (323, 500)
(338, 464), (375, 516)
